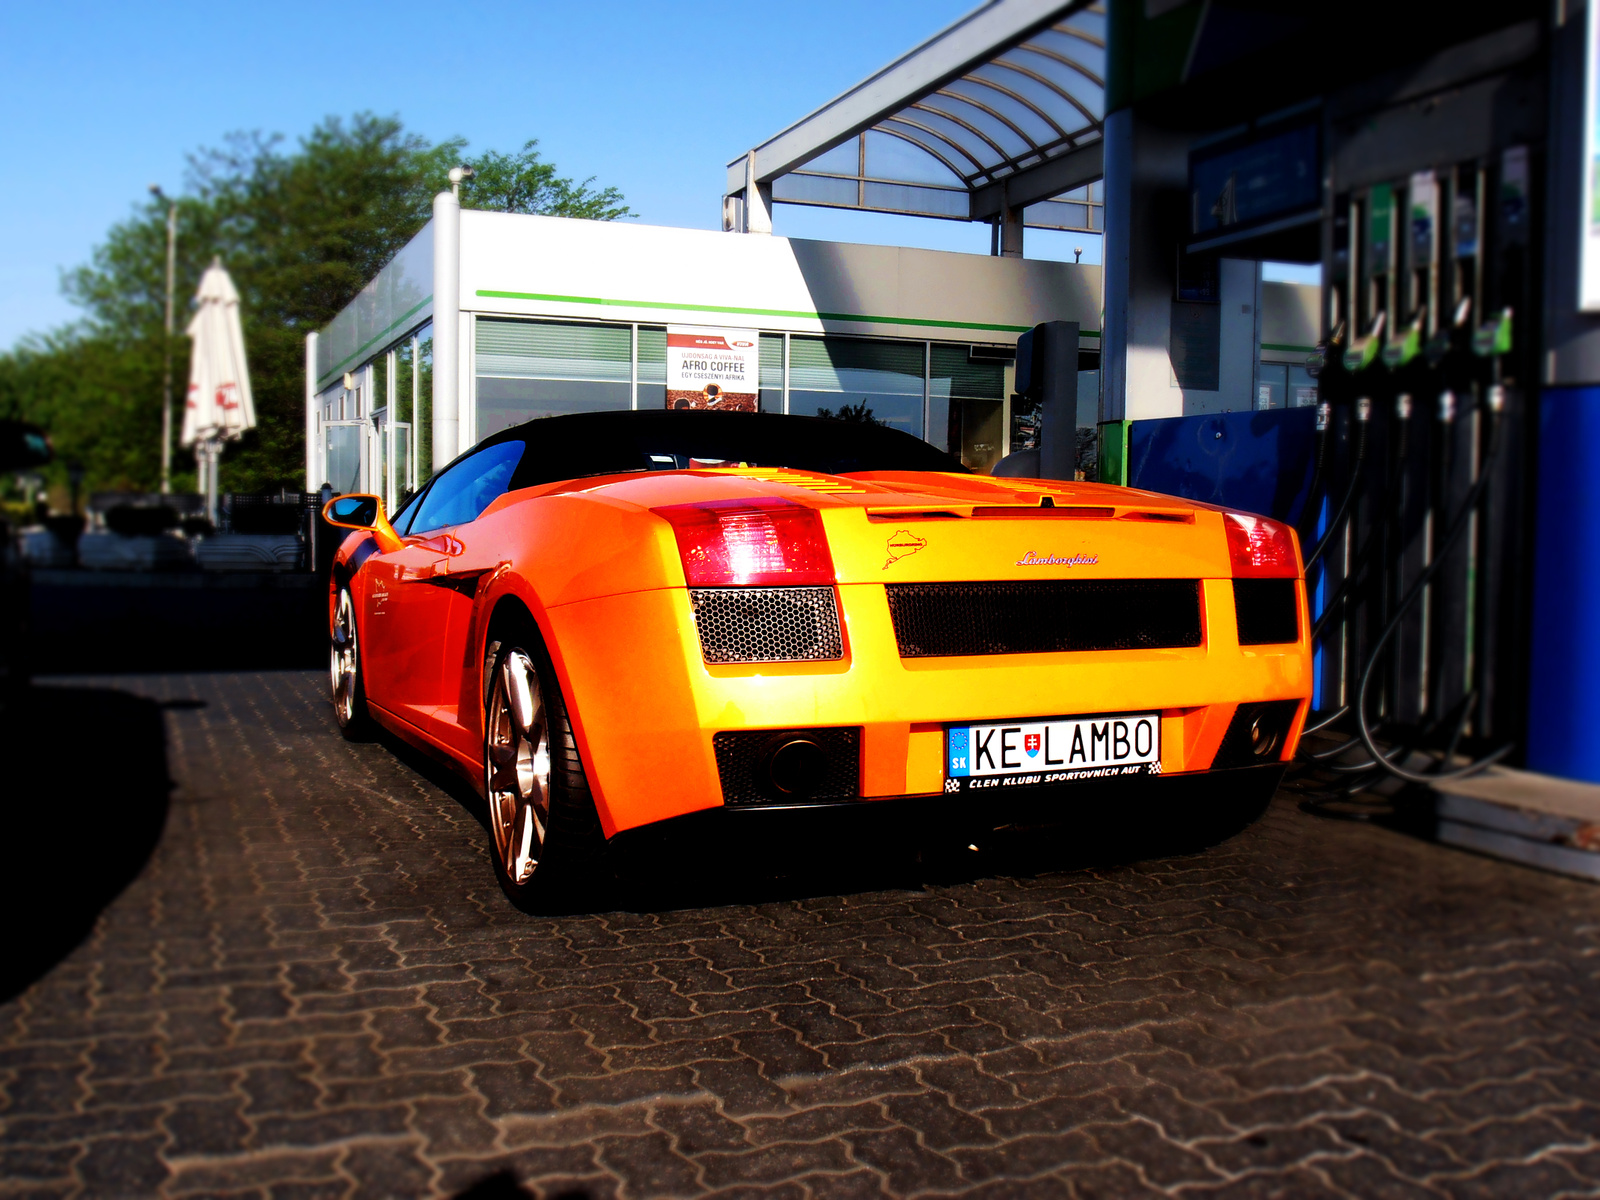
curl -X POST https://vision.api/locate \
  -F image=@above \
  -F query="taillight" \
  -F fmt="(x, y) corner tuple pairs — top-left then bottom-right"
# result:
(1223, 512), (1300, 578)
(654, 499), (835, 586)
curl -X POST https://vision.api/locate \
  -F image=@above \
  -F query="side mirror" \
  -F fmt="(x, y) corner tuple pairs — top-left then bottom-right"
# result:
(321, 493), (403, 552)
(326, 495), (378, 526)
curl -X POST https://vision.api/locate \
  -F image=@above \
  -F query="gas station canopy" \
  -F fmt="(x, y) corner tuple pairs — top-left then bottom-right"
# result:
(725, 0), (1104, 236)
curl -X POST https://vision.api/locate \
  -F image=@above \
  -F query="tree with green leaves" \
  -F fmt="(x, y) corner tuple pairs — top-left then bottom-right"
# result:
(462, 139), (633, 220)
(0, 114), (631, 498)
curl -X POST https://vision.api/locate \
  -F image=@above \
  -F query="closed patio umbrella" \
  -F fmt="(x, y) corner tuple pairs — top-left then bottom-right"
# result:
(182, 258), (254, 523)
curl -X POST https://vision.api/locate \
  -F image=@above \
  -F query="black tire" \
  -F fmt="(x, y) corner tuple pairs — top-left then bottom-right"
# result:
(329, 585), (373, 739)
(482, 624), (608, 910)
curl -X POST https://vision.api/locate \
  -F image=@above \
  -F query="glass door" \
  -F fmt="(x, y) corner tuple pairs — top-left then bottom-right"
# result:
(372, 407), (390, 509)
(393, 422), (412, 506)
(323, 422), (365, 494)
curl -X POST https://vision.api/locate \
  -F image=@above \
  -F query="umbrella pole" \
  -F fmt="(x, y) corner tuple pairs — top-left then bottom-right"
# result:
(205, 440), (220, 527)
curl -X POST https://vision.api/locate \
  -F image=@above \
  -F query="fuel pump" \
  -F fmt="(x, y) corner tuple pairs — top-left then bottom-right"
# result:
(1297, 155), (1527, 807)
(1348, 305), (1514, 784)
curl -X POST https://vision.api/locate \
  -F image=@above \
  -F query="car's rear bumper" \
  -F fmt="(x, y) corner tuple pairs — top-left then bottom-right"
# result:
(546, 583), (1310, 838)
(607, 761), (1287, 863)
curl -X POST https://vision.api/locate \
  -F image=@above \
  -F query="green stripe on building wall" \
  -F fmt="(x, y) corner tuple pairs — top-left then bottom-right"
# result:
(318, 295), (434, 388)
(476, 289), (1101, 339)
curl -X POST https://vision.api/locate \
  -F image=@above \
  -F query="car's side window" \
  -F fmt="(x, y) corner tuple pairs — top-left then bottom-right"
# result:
(391, 484), (428, 536)
(409, 441), (526, 533)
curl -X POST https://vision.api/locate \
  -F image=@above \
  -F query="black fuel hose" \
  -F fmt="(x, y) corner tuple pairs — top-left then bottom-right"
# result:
(1297, 402), (1333, 545)
(1307, 395), (1410, 640)
(1302, 705), (1349, 736)
(1350, 404), (1513, 784)
(1303, 400), (1371, 573)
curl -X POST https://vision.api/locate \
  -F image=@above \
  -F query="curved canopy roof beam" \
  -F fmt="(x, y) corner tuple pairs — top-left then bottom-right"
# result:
(906, 101), (1017, 165)
(726, 1), (1107, 234)
(958, 74), (1073, 142)
(1011, 42), (1106, 89)
(989, 57), (1100, 129)
(871, 127), (973, 185)
(932, 88), (1042, 152)
(880, 114), (993, 177)
(1043, 19), (1105, 49)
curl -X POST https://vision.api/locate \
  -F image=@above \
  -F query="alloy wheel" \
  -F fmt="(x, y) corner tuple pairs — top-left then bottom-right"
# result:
(485, 649), (551, 885)
(330, 589), (360, 725)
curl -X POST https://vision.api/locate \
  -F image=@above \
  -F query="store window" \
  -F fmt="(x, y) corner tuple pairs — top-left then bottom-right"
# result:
(1288, 364), (1317, 408)
(1255, 363), (1318, 410)
(400, 323), (433, 487)
(476, 318), (630, 438)
(759, 334), (784, 412)
(931, 345), (1005, 473)
(788, 336), (924, 437)
(637, 326), (665, 409)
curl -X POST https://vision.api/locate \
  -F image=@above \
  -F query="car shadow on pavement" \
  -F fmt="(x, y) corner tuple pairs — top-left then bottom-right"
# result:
(0, 685), (172, 1003)
(607, 798), (1274, 914)
(366, 716), (1272, 915)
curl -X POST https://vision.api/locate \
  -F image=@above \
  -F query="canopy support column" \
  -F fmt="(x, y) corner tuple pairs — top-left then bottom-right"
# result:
(432, 190), (461, 471)
(1000, 183), (1025, 258)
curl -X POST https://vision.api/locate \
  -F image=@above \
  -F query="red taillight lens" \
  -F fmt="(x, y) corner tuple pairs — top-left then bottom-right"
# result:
(1224, 512), (1300, 578)
(654, 499), (836, 586)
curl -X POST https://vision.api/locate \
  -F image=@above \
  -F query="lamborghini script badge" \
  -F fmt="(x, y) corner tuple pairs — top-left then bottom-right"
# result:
(1017, 551), (1098, 567)
(885, 529), (927, 568)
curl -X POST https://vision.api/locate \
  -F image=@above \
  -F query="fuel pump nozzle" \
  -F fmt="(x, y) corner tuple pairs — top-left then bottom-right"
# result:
(1472, 307), (1513, 360)
(1343, 311), (1387, 373)
(1472, 308), (1512, 414)
(1424, 297), (1473, 368)
(1382, 310), (1425, 371)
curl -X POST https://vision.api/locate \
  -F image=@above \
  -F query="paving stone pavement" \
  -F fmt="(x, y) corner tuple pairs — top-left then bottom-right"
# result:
(5, 670), (1600, 1199)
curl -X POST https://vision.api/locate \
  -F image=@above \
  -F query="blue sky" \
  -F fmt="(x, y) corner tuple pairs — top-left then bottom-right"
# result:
(0, 0), (1117, 350)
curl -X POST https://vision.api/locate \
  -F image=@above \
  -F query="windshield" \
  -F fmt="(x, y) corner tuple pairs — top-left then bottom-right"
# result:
(503, 409), (967, 490)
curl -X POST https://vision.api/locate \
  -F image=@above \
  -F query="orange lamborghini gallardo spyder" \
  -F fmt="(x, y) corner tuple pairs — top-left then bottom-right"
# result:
(323, 409), (1312, 905)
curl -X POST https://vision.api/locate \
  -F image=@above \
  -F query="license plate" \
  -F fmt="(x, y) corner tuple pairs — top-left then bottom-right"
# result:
(944, 712), (1162, 793)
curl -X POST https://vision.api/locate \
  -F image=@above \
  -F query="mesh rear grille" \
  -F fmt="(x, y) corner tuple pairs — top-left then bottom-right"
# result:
(713, 727), (860, 807)
(689, 587), (843, 663)
(885, 579), (1202, 658)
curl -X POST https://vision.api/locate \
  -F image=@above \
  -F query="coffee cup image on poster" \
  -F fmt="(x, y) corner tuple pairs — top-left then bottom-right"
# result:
(665, 326), (759, 410)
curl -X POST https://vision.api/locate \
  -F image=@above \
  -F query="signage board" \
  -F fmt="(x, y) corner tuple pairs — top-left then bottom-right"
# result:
(1189, 122), (1320, 242)
(665, 326), (760, 411)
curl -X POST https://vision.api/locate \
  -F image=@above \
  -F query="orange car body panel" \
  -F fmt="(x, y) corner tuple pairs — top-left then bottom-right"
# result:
(331, 469), (1313, 838)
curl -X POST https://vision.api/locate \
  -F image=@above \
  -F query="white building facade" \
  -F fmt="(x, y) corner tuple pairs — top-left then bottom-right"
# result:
(306, 195), (1104, 509)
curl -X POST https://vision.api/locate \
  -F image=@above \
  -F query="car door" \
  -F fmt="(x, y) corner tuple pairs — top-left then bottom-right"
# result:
(367, 440), (526, 740)
(358, 485), (450, 727)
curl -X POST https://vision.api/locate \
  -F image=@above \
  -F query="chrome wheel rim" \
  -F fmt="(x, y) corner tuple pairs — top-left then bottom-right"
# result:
(485, 649), (551, 885)
(331, 589), (359, 725)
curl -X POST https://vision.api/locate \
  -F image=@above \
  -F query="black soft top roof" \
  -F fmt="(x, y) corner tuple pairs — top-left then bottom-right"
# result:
(488, 409), (967, 490)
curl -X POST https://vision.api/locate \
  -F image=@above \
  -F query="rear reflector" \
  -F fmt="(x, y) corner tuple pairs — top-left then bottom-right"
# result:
(1223, 512), (1300, 578)
(654, 499), (835, 587)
